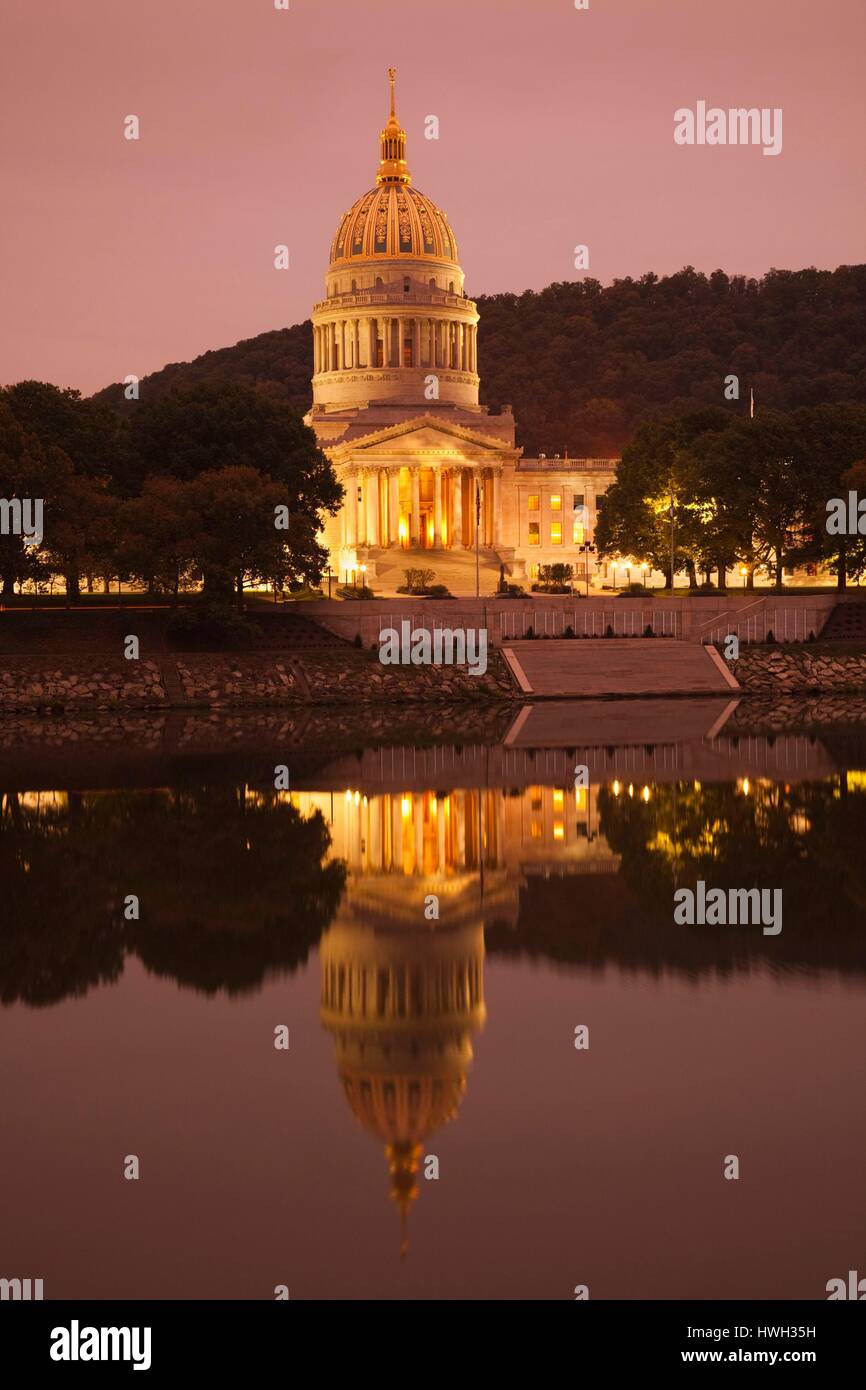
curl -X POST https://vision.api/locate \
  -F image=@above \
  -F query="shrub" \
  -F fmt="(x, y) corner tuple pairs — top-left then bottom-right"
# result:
(336, 585), (375, 600)
(564, 625), (575, 639)
(353, 633), (363, 649)
(643, 624), (654, 637)
(167, 602), (257, 650)
(619, 582), (650, 596)
(526, 625), (535, 639)
(765, 628), (776, 643)
(604, 624), (615, 638)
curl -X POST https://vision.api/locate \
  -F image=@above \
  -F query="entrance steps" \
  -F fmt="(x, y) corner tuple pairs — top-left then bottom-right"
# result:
(366, 546), (504, 596)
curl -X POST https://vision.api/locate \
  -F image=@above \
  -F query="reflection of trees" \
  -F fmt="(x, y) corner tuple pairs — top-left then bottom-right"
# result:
(487, 776), (866, 979)
(599, 777), (866, 918)
(0, 787), (344, 1006)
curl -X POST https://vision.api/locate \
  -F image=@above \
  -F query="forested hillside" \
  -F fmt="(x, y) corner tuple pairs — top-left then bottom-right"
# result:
(94, 265), (866, 456)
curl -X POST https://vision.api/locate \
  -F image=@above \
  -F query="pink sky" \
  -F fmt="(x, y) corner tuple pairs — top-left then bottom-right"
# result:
(2, 0), (864, 397)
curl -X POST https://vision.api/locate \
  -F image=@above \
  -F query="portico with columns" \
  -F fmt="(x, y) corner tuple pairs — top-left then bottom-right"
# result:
(320, 416), (518, 581)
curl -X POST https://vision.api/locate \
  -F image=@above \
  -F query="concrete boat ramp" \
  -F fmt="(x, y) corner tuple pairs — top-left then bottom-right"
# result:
(501, 638), (738, 699)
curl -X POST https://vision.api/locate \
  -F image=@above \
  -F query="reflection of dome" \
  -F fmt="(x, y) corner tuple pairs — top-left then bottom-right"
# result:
(328, 68), (459, 268)
(321, 916), (485, 1254)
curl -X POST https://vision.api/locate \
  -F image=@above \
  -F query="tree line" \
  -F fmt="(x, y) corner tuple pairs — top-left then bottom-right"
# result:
(594, 403), (866, 589)
(0, 380), (342, 600)
(92, 265), (866, 458)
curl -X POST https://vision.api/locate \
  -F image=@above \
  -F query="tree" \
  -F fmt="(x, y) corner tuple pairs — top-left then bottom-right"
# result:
(116, 476), (199, 599)
(699, 413), (812, 591)
(184, 466), (302, 603)
(2, 380), (127, 484)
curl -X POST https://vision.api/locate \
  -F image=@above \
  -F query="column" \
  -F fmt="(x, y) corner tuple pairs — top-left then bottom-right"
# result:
(492, 468), (502, 547)
(356, 470), (366, 546)
(433, 469), (443, 547)
(413, 318), (421, 369)
(485, 470), (494, 546)
(413, 795), (424, 875)
(452, 469), (463, 548)
(365, 469), (379, 546)
(389, 468), (401, 548)
(390, 794), (402, 872)
(354, 319), (361, 369)
(368, 317), (377, 368)
(458, 323), (465, 371)
(437, 800), (447, 874)
(370, 797), (382, 870)
(411, 468), (421, 547)
(428, 318), (435, 368)
(345, 469), (358, 547)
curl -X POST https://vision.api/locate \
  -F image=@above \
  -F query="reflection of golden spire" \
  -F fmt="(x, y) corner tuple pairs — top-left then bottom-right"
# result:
(386, 1140), (421, 1259)
(377, 67), (411, 186)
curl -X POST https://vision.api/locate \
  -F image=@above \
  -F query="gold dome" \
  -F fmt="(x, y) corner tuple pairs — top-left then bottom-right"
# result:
(329, 69), (460, 267)
(329, 184), (459, 266)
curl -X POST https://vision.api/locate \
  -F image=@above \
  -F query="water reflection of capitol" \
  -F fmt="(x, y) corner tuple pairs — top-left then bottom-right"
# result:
(295, 784), (617, 1247)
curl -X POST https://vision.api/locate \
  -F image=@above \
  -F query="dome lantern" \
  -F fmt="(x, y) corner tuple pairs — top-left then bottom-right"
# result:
(377, 67), (411, 186)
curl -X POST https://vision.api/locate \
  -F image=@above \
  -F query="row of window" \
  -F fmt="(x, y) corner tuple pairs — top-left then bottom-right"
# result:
(527, 493), (586, 512)
(528, 521), (587, 546)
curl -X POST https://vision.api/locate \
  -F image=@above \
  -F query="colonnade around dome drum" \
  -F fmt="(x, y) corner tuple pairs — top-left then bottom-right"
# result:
(313, 313), (477, 375)
(338, 460), (503, 553)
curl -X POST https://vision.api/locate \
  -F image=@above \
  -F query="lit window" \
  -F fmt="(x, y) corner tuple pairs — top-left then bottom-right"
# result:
(573, 521), (585, 544)
(531, 821), (542, 840)
(552, 789), (564, 810)
(550, 521), (562, 545)
(528, 522), (540, 545)
(528, 494), (539, 511)
(529, 562), (539, 580)
(550, 495), (562, 511)
(553, 822), (565, 841)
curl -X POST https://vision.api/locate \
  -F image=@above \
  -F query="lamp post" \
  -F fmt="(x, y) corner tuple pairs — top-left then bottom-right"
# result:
(611, 563), (617, 592)
(641, 563), (649, 589)
(740, 566), (748, 593)
(359, 563), (367, 599)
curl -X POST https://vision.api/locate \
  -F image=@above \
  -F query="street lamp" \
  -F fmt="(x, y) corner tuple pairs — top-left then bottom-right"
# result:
(611, 563), (618, 591)
(740, 566), (748, 593)
(359, 563), (367, 599)
(641, 563), (649, 589)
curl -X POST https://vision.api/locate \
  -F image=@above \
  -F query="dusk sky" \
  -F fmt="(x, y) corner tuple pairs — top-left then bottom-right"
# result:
(3, 0), (864, 397)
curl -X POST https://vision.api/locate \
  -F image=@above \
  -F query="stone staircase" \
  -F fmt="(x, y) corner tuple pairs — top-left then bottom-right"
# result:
(820, 602), (866, 641)
(366, 546), (505, 596)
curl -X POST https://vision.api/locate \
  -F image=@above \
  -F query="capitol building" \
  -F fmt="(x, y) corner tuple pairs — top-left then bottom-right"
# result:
(307, 72), (619, 595)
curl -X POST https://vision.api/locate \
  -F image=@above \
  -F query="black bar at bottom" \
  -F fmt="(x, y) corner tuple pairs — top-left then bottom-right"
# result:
(2, 1299), (861, 1375)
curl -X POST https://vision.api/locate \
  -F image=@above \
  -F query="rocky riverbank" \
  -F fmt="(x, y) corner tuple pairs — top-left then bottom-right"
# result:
(731, 647), (866, 694)
(0, 649), (518, 711)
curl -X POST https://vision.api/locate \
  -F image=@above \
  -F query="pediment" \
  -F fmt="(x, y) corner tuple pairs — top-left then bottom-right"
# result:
(328, 413), (516, 460)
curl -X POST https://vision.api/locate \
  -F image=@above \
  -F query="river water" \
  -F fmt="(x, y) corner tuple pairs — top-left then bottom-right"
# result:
(2, 700), (865, 1300)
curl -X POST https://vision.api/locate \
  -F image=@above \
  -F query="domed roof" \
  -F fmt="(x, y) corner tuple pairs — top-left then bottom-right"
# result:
(330, 183), (458, 265)
(329, 68), (459, 267)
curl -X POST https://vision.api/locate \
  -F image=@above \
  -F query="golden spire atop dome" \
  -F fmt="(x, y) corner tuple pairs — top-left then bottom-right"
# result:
(377, 66), (411, 186)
